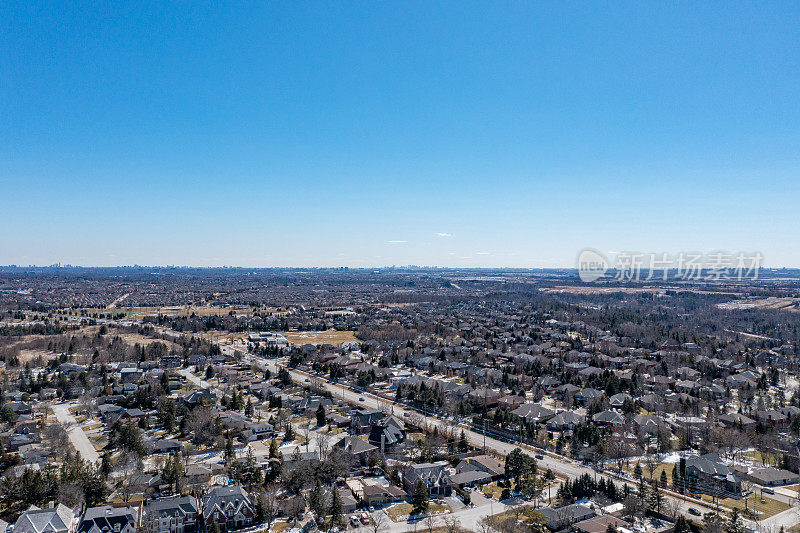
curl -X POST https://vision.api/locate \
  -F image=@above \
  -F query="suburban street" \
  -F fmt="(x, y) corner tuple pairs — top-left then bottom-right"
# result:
(52, 402), (101, 464)
(241, 353), (799, 532)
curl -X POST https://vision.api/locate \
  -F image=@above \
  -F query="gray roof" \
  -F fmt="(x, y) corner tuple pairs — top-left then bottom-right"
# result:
(14, 504), (75, 533)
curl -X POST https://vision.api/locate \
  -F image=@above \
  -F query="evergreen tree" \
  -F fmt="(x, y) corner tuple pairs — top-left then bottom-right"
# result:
(725, 509), (744, 533)
(459, 430), (469, 452)
(309, 481), (324, 519)
(245, 398), (254, 417)
(412, 479), (429, 515)
(673, 516), (690, 533)
(329, 487), (343, 527)
(284, 423), (295, 442)
(269, 438), (278, 459)
(316, 404), (326, 427)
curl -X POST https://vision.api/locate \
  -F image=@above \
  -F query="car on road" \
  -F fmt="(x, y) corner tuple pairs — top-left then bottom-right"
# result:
(359, 397), (365, 402)
(688, 508), (702, 516)
(535, 454), (544, 459)
(304, 378), (310, 382)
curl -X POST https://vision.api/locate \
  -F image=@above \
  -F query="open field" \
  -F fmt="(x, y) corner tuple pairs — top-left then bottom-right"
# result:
(718, 297), (800, 312)
(543, 286), (742, 297)
(282, 330), (358, 347)
(117, 332), (180, 350)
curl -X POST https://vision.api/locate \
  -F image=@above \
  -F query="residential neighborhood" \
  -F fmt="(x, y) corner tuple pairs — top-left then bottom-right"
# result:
(0, 267), (800, 533)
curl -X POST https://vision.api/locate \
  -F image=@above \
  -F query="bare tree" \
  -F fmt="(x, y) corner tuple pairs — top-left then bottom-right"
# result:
(43, 421), (71, 459)
(261, 488), (279, 532)
(442, 515), (462, 533)
(643, 454), (658, 482)
(370, 512), (389, 533)
(661, 495), (681, 521)
(424, 514), (437, 533)
(477, 516), (496, 533)
(315, 430), (332, 460)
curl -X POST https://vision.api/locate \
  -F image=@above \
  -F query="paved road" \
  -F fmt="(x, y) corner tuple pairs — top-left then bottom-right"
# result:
(177, 367), (224, 396)
(175, 343), (796, 532)
(52, 402), (100, 464)
(246, 356), (775, 528)
(53, 320), (798, 532)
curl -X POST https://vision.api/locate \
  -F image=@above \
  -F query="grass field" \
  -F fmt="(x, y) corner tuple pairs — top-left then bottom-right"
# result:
(719, 493), (789, 519)
(283, 330), (358, 347)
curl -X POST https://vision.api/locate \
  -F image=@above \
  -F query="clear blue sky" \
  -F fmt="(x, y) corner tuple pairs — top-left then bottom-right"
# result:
(3, 2), (799, 267)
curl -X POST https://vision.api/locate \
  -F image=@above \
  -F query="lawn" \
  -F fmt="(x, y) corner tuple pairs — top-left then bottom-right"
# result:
(267, 522), (291, 533)
(720, 494), (790, 519)
(743, 450), (780, 466)
(483, 483), (505, 500)
(386, 502), (451, 522)
(625, 462), (676, 485)
(697, 493), (790, 520)
(386, 503), (413, 521)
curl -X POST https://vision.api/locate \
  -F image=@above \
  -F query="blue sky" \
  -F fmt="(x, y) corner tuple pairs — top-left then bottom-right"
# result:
(2, 2), (799, 267)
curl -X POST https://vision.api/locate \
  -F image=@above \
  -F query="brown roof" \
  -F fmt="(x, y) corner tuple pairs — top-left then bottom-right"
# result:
(574, 515), (631, 533)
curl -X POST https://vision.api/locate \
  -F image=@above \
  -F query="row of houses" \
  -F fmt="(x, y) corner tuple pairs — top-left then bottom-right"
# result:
(9, 486), (256, 533)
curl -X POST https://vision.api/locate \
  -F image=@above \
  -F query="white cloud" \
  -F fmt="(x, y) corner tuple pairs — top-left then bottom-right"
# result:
(387, 240), (408, 244)
(435, 232), (453, 238)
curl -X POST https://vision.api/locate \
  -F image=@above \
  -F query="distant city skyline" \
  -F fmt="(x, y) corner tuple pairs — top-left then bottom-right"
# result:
(3, 3), (799, 268)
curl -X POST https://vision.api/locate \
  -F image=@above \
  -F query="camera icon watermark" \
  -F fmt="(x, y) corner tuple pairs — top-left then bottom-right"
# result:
(577, 249), (610, 282)
(576, 249), (763, 282)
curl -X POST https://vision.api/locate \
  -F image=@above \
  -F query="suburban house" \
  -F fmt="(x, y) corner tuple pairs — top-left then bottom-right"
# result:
(402, 461), (453, 497)
(511, 403), (555, 424)
(201, 486), (255, 531)
(538, 504), (595, 530)
(736, 466), (800, 487)
(547, 411), (585, 432)
(456, 455), (505, 480)
(142, 495), (198, 533)
(185, 465), (213, 488)
(684, 453), (742, 496)
(335, 436), (378, 466)
(351, 409), (384, 434)
(361, 485), (407, 508)
(78, 506), (140, 533)
(13, 504), (77, 533)
(368, 416), (406, 452)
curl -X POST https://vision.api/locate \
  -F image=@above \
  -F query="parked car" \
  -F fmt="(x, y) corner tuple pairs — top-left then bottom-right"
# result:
(359, 397), (365, 402)
(688, 508), (702, 516)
